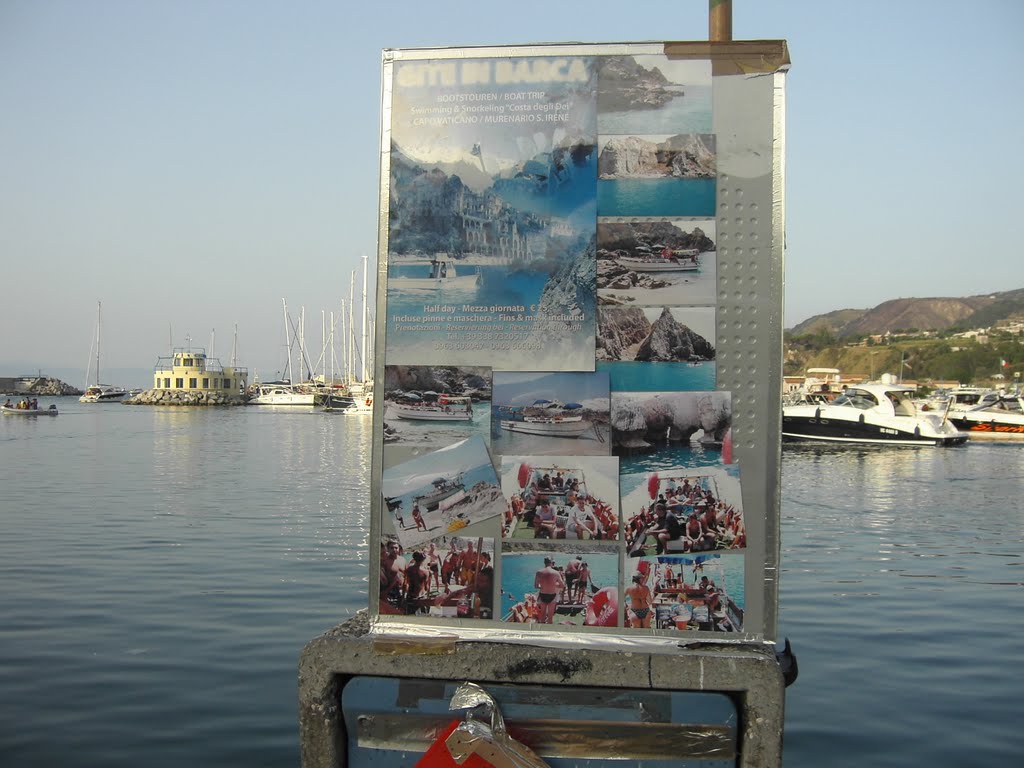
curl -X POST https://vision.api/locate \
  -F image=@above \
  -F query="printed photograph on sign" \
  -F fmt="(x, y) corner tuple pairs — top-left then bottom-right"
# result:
(597, 55), (712, 135)
(381, 435), (505, 550)
(611, 391), (732, 475)
(501, 543), (620, 628)
(597, 305), (716, 392)
(597, 219), (716, 306)
(626, 553), (744, 633)
(621, 465), (745, 558)
(382, 365), (492, 450)
(379, 534), (495, 620)
(596, 134), (716, 218)
(492, 371), (611, 456)
(499, 455), (620, 541)
(385, 56), (599, 370)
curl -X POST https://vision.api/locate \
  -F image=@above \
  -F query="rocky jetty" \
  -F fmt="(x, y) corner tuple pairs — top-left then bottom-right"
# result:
(124, 389), (248, 406)
(1, 376), (81, 396)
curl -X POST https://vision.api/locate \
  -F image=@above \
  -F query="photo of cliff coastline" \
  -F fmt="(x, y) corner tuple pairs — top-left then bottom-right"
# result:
(597, 219), (716, 306)
(597, 55), (711, 135)
(597, 306), (715, 391)
(611, 391), (732, 475)
(384, 56), (599, 370)
(596, 134), (716, 217)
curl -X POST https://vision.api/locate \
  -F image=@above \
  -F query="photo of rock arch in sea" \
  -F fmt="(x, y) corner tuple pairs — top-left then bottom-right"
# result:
(610, 390), (731, 475)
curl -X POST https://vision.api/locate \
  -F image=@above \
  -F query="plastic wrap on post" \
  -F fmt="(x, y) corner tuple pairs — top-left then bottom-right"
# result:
(442, 682), (549, 768)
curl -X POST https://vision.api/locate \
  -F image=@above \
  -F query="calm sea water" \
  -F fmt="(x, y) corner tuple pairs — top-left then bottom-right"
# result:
(2, 398), (1022, 766)
(597, 177), (716, 217)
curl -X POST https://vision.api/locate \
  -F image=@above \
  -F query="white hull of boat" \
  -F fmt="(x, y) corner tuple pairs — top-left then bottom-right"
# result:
(387, 275), (478, 290)
(387, 403), (472, 421)
(500, 418), (591, 437)
(248, 389), (316, 406)
(80, 385), (128, 403)
(2, 405), (58, 416)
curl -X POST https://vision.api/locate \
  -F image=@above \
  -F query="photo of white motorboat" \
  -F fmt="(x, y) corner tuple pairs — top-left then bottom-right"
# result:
(386, 258), (478, 290)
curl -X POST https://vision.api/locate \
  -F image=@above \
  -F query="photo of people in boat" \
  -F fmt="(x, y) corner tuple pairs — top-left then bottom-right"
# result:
(499, 455), (620, 541)
(625, 554), (743, 633)
(611, 390), (732, 475)
(597, 55), (711, 136)
(384, 55), (599, 370)
(491, 371), (611, 456)
(596, 219), (716, 306)
(596, 134), (716, 218)
(621, 466), (746, 557)
(597, 305), (716, 392)
(379, 534), (495, 620)
(381, 436), (506, 549)
(501, 544), (619, 628)
(381, 365), (492, 459)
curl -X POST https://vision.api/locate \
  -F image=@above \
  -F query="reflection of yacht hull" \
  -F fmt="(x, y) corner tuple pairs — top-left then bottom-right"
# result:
(388, 275), (477, 290)
(388, 403), (472, 421)
(616, 257), (699, 272)
(500, 418), (591, 437)
(947, 412), (1024, 440)
(782, 406), (967, 446)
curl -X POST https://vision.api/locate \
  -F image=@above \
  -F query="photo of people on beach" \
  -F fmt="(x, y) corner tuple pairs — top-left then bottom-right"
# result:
(597, 218), (716, 306)
(379, 534), (495, 620)
(611, 390), (732, 475)
(381, 365), (492, 458)
(621, 465), (745, 558)
(501, 544), (619, 628)
(626, 553), (744, 633)
(499, 455), (620, 541)
(381, 436), (505, 549)
(596, 134), (716, 218)
(597, 305), (716, 392)
(597, 55), (711, 136)
(491, 371), (611, 456)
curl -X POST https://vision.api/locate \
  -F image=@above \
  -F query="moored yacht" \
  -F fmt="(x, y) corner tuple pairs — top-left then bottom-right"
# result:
(945, 391), (1024, 439)
(782, 383), (967, 446)
(499, 399), (592, 437)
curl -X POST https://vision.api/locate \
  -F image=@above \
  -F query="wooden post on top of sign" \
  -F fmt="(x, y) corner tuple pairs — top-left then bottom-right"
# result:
(710, 0), (733, 42)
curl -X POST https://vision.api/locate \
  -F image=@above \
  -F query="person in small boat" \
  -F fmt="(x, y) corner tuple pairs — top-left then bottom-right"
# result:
(533, 500), (557, 539)
(3, 398), (11, 409)
(30, 399), (38, 410)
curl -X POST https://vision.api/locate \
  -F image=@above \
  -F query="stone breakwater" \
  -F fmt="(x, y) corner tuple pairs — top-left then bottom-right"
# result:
(124, 389), (248, 406)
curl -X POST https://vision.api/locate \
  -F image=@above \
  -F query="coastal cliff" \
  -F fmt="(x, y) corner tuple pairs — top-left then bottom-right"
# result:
(598, 134), (716, 179)
(598, 307), (715, 362)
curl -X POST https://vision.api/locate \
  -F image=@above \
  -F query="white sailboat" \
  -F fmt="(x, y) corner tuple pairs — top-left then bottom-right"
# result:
(80, 301), (128, 403)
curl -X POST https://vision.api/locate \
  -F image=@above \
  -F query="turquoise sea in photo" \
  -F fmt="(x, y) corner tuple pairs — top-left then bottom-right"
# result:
(598, 84), (712, 135)
(597, 177), (716, 217)
(1, 400), (1022, 766)
(598, 360), (715, 392)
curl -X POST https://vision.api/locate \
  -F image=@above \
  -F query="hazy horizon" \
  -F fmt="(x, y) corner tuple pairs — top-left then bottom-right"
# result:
(3, 1), (1021, 376)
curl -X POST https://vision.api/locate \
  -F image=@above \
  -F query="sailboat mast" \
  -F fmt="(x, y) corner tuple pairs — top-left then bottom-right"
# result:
(96, 301), (102, 385)
(282, 298), (293, 384)
(348, 272), (355, 385)
(360, 254), (368, 384)
(231, 323), (238, 367)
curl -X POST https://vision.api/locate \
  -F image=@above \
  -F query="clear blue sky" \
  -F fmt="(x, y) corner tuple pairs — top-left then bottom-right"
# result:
(2, 0), (1021, 382)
